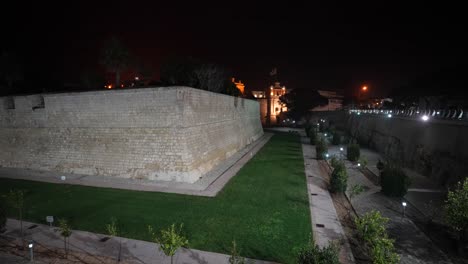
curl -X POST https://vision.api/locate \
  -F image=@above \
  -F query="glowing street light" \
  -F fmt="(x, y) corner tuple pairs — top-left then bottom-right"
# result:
(362, 86), (368, 91)
(387, 114), (392, 118)
(325, 153), (329, 159)
(340, 147), (344, 152)
(421, 115), (429, 121)
(402, 201), (407, 217)
(29, 241), (34, 262)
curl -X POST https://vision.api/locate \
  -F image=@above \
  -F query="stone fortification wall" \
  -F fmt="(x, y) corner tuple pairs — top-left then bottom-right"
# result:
(347, 114), (468, 187)
(0, 87), (263, 183)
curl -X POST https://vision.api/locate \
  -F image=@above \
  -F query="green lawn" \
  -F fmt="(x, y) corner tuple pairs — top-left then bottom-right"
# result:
(0, 133), (311, 263)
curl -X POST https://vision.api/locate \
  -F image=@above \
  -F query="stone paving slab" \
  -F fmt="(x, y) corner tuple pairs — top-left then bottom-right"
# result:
(0, 133), (272, 197)
(1, 219), (276, 264)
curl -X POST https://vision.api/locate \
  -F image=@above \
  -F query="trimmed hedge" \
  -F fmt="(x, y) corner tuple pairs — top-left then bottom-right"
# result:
(330, 161), (347, 193)
(347, 143), (360, 162)
(316, 137), (328, 160)
(380, 165), (411, 197)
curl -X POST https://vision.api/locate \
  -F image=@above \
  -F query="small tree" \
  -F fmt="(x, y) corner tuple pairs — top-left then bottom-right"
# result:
(380, 165), (411, 197)
(347, 143), (360, 162)
(58, 218), (72, 258)
(106, 217), (122, 262)
(148, 224), (188, 264)
(229, 240), (252, 264)
(6, 189), (25, 248)
(316, 137), (328, 160)
(444, 178), (468, 254)
(330, 161), (347, 193)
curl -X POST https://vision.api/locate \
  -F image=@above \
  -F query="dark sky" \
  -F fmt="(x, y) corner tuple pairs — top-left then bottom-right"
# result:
(2, 1), (466, 97)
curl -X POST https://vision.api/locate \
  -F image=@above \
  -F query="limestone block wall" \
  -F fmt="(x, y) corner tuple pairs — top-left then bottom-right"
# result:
(347, 114), (468, 187)
(0, 87), (263, 183)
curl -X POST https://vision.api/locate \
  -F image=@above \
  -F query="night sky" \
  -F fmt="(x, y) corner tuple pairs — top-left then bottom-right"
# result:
(2, 1), (466, 97)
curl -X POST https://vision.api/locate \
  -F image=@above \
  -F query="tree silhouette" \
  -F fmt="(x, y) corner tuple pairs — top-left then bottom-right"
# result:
(100, 37), (130, 88)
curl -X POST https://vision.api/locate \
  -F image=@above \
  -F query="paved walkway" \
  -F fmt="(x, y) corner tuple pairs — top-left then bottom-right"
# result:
(1, 219), (276, 264)
(300, 134), (355, 264)
(325, 145), (453, 264)
(0, 133), (272, 197)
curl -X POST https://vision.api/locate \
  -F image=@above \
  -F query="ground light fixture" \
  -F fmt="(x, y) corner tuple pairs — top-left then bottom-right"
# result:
(402, 201), (407, 217)
(324, 133), (327, 137)
(29, 241), (34, 262)
(421, 115), (429, 121)
(357, 163), (361, 167)
(340, 147), (344, 151)
(325, 153), (329, 158)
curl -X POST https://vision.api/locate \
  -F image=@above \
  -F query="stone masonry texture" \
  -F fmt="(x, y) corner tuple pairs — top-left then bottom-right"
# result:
(0, 87), (264, 183)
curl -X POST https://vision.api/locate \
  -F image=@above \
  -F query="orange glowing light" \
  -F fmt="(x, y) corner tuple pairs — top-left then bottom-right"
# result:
(106, 84), (113, 89)
(362, 86), (368, 91)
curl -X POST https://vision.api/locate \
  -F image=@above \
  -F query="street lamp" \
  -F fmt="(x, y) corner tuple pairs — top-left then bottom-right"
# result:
(29, 241), (34, 262)
(402, 201), (407, 217)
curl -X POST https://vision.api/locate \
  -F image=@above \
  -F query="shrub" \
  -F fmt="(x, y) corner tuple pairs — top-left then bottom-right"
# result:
(355, 210), (400, 264)
(347, 143), (360, 162)
(376, 159), (385, 171)
(358, 156), (368, 168)
(444, 178), (468, 233)
(380, 165), (411, 197)
(331, 133), (341, 145)
(349, 184), (365, 202)
(316, 137), (328, 160)
(296, 239), (340, 264)
(330, 156), (340, 168)
(330, 161), (347, 193)
(310, 129), (318, 145)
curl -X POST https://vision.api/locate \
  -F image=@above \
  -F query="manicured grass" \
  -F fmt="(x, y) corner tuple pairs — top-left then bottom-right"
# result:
(0, 133), (311, 263)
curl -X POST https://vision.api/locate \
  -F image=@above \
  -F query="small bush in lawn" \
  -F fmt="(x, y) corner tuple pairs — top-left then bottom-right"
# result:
(444, 178), (468, 251)
(380, 165), (411, 197)
(347, 143), (360, 162)
(330, 161), (347, 193)
(316, 137), (328, 160)
(332, 133), (341, 145)
(296, 239), (340, 264)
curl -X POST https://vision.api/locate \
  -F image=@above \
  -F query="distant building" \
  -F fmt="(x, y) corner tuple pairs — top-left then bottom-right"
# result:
(252, 81), (288, 126)
(231, 78), (245, 95)
(310, 90), (344, 111)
